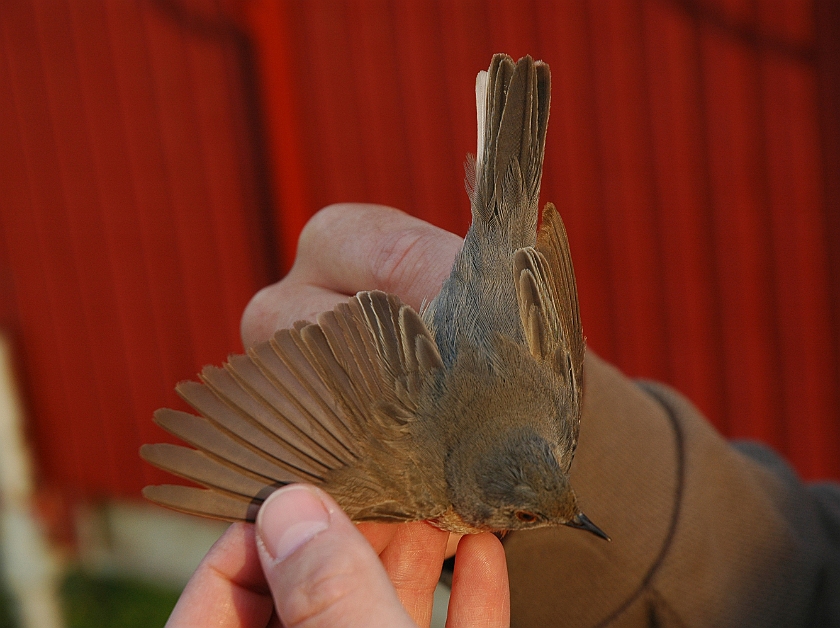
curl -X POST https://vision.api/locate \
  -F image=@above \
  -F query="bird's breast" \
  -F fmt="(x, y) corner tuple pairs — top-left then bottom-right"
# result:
(430, 506), (493, 534)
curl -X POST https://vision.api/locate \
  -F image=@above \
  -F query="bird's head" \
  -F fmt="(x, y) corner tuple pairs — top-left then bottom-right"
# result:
(445, 428), (608, 539)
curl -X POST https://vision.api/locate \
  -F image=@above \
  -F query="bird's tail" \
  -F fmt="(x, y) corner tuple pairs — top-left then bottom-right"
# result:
(468, 54), (550, 249)
(422, 55), (551, 360)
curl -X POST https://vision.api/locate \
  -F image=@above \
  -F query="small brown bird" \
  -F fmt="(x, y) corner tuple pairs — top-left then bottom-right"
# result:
(141, 54), (607, 540)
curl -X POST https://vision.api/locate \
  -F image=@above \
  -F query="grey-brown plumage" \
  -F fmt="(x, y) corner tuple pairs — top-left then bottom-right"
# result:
(141, 54), (607, 539)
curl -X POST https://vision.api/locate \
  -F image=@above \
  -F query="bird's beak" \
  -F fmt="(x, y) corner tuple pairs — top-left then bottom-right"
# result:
(565, 512), (610, 541)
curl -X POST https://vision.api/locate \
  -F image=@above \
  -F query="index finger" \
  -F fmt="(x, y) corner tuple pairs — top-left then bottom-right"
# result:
(295, 204), (462, 308)
(377, 522), (449, 627)
(242, 204), (462, 346)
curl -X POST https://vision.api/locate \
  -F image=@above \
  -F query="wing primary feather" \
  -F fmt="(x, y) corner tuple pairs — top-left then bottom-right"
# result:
(249, 338), (354, 444)
(142, 485), (261, 523)
(200, 363), (344, 467)
(298, 323), (371, 441)
(317, 309), (380, 409)
(140, 443), (283, 497)
(332, 303), (383, 395)
(222, 354), (354, 465)
(269, 330), (365, 455)
(179, 376), (331, 474)
(153, 408), (324, 483)
(273, 330), (344, 411)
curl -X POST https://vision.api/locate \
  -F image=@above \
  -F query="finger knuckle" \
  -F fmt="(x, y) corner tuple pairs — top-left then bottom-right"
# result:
(243, 283), (276, 319)
(281, 552), (364, 627)
(297, 204), (345, 260)
(240, 282), (282, 345)
(370, 227), (436, 294)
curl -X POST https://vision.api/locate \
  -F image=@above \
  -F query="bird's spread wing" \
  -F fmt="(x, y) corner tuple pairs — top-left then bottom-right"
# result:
(513, 203), (585, 451)
(142, 290), (443, 522)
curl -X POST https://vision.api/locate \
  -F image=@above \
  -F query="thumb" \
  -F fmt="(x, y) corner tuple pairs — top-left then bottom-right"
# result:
(255, 484), (416, 628)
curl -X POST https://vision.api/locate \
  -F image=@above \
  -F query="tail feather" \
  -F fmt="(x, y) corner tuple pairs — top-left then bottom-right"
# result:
(471, 54), (550, 240)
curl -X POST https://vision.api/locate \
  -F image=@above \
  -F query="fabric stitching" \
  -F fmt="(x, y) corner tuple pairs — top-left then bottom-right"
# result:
(592, 381), (687, 627)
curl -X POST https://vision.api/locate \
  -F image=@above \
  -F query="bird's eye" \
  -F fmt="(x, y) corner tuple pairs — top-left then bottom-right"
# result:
(515, 510), (538, 523)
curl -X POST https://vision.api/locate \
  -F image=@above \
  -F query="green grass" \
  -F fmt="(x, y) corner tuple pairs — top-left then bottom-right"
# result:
(0, 583), (15, 628)
(0, 569), (181, 628)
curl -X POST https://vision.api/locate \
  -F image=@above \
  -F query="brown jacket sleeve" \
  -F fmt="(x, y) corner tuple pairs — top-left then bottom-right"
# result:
(504, 352), (837, 627)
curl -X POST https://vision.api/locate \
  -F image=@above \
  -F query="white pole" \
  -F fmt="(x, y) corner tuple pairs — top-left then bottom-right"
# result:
(0, 332), (64, 628)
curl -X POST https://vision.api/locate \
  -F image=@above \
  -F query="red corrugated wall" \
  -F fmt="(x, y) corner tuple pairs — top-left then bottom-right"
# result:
(1, 0), (838, 506)
(0, 0), (275, 498)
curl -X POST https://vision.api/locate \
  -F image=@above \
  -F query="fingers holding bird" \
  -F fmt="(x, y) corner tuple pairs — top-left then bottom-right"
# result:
(359, 522), (505, 628)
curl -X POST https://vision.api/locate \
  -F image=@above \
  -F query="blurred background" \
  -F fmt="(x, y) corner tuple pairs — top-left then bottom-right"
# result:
(1, 0), (838, 625)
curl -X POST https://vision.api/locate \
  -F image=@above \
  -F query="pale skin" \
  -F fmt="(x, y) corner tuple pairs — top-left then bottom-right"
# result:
(166, 204), (510, 628)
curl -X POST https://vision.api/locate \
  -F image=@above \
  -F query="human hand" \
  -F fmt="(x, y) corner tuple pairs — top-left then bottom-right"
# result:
(166, 483), (509, 627)
(240, 203), (462, 348)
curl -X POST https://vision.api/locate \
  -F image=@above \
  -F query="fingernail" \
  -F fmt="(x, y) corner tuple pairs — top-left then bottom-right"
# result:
(256, 485), (330, 563)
